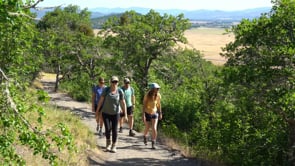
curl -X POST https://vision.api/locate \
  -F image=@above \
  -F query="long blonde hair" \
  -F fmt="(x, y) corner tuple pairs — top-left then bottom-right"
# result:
(147, 89), (159, 101)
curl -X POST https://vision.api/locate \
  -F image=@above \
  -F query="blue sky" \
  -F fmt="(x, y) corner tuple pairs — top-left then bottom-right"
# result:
(37, 0), (273, 11)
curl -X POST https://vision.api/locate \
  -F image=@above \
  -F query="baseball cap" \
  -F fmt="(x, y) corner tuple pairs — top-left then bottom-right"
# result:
(124, 78), (130, 83)
(111, 76), (119, 82)
(149, 83), (160, 89)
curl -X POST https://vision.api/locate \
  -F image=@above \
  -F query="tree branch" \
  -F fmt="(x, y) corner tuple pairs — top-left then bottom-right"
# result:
(23, 0), (44, 9)
(0, 68), (42, 134)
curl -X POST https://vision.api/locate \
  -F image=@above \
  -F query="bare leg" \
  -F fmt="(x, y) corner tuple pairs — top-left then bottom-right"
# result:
(95, 112), (100, 124)
(151, 118), (158, 149)
(143, 120), (150, 145)
(118, 117), (124, 132)
(99, 114), (104, 131)
(143, 120), (150, 137)
(128, 115), (134, 130)
(96, 112), (103, 135)
(151, 118), (158, 141)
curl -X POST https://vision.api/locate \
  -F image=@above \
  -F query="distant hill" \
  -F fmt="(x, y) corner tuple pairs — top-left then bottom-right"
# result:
(184, 8), (270, 20)
(90, 7), (187, 17)
(91, 13), (124, 29)
(31, 8), (55, 19)
(31, 6), (271, 28)
(32, 6), (271, 20)
(90, 7), (271, 20)
(90, 7), (271, 29)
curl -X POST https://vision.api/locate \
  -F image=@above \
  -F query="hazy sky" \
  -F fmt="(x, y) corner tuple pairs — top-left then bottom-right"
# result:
(37, 0), (273, 11)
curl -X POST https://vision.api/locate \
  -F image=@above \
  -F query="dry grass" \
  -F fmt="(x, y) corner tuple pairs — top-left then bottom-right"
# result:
(21, 106), (97, 166)
(93, 27), (234, 65)
(183, 27), (234, 65)
(31, 72), (57, 89)
(19, 77), (98, 165)
(158, 133), (192, 157)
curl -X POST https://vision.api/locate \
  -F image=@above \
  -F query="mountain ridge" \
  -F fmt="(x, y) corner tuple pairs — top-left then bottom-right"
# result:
(89, 7), (271, 20)
(32, 6), (271, 21)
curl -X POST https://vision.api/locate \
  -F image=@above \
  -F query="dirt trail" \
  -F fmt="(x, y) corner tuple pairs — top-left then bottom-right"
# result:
(41, 78), (210, 166)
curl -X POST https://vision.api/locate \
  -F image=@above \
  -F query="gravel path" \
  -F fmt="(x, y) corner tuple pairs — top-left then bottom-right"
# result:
(41, 78), (212, 166)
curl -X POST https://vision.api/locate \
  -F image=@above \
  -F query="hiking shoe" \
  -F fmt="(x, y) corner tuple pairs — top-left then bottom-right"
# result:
(98, 129), (103, 136)
(110, 144), (117, 153)
(119, 127), (123, 133)
(129, 130), (136, 136)
(143, 136), (147, 145)
(106, 140), (111, 151)
(106, 144), (112, 151)
(96, 125), (99, 132)
(151, 141), (156, 149)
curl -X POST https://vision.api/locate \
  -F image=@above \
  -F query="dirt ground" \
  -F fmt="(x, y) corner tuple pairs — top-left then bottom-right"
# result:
(41, 77), (218, 166)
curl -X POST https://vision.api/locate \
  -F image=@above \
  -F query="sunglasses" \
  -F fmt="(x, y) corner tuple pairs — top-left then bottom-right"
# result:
(111, 81), (118, 83)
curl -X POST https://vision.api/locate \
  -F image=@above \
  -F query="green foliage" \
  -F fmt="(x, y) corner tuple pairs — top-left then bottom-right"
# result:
(37, 5), (103, 92)
(0, 1), (77, 164)
(60, 72), (93, 102)
(5, 0), (293, 165)
(157, 49), (223, 156)
(0, 9), (43, 83)
(0, 81), (76, 165)
(91, 13), (123, 29)
(217, 0), (295, 165)
(101, 10), (191, 95)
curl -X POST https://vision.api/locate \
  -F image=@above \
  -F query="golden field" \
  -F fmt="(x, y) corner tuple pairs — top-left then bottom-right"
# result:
(183, 27), (234, 65)
(94, 27), (234, 65)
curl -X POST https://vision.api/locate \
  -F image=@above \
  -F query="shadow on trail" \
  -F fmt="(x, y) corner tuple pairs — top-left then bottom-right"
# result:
(72, 108), (95, 119)
(52, 105), (95, 119)
(88, 157), (202, 166)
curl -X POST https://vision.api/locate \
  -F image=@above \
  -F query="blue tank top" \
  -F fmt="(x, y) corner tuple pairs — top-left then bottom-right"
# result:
(93, 85), (105, 104)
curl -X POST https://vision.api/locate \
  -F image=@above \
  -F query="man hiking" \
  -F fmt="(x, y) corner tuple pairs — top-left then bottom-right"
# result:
(119, 77), (136, 136)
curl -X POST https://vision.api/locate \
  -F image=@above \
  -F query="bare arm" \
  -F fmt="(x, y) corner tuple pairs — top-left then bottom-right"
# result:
(120, 99), (128, 121)
(96, 96), (104, 112)
(142, 95), (147, 122)
(132, 94), (136, 107)
(92, 92), (96, 112)
(157, 96), (162, 120)
(142, 95), (147, 113)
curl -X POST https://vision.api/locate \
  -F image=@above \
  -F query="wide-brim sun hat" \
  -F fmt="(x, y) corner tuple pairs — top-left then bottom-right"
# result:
(149, 83), (160, 89)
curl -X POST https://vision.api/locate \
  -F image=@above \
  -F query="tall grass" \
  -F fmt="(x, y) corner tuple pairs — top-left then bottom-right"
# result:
(22, 105), (97, 166)
(16, 76), (99, 165)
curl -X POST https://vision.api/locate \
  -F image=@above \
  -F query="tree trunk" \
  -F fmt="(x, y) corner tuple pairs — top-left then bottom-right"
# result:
(288, 119), (295, 165)
(54, 65), (60, 92)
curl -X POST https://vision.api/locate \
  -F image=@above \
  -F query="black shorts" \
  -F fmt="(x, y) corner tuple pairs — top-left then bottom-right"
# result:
(120, 106), (134, 117)
(144, 112), (159, 121)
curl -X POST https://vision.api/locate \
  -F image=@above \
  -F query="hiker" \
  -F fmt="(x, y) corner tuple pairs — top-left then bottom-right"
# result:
(96, 76), (127, 153)
(119, 77), (136, 136)
(142, 83), (162, 149)
(92, 77), (106, 136)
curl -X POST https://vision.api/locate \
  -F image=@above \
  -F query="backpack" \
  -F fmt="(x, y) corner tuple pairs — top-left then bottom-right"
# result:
(100, 87), (124, 113)
(121, 86), (134, 95)
(104, 86), (124, 96)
